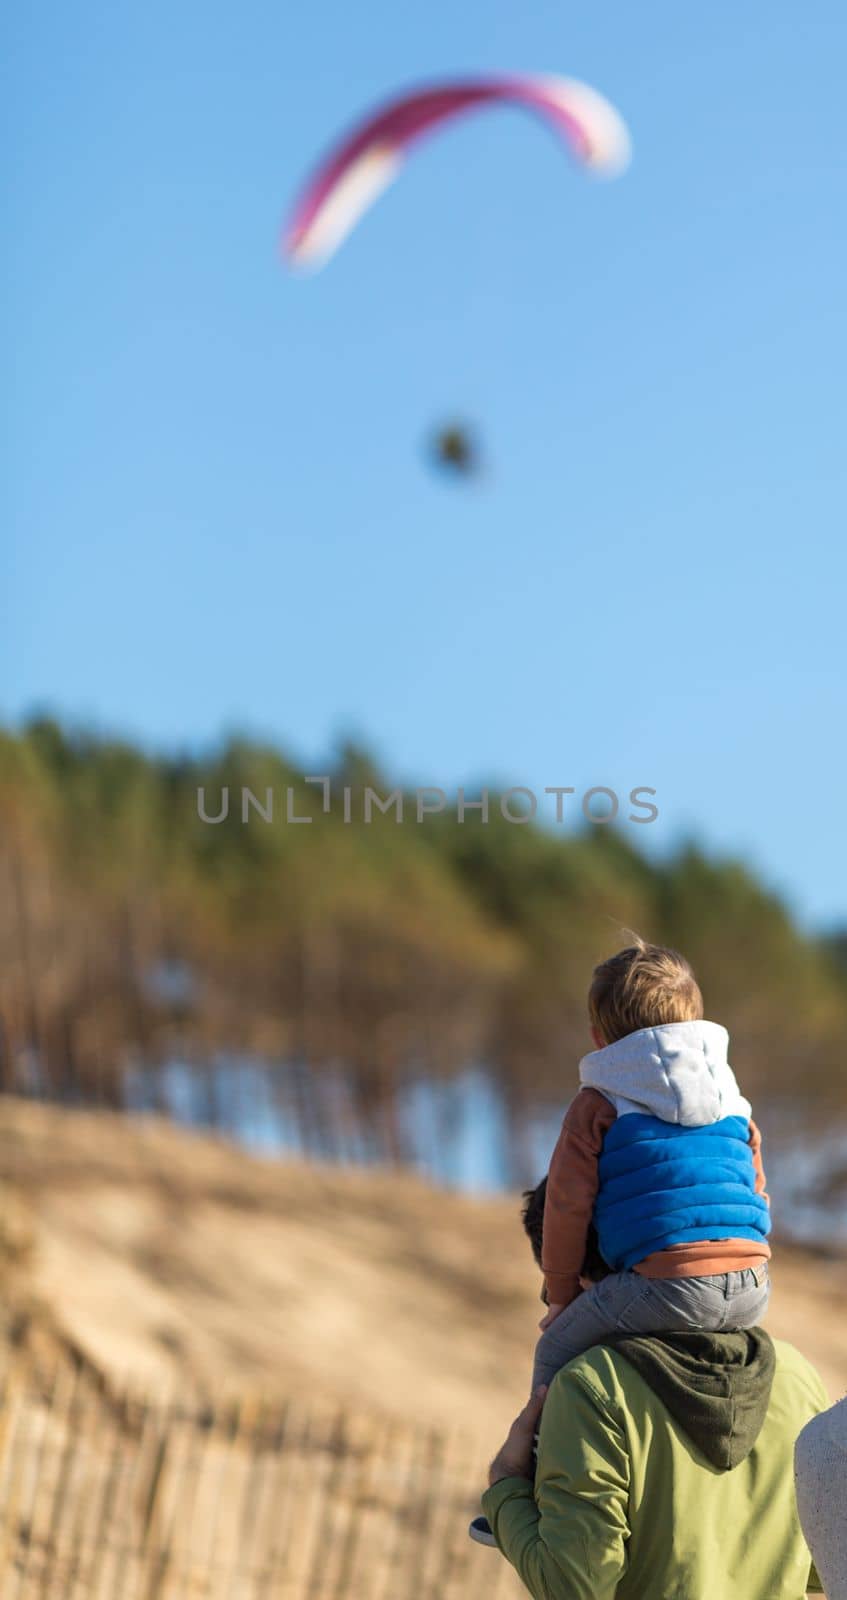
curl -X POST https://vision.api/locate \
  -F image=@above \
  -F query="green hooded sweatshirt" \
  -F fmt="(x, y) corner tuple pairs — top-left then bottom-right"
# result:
(481, 1332), (827, 1600)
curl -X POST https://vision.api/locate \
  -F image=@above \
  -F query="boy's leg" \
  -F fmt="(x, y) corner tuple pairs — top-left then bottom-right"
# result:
(531, 1271), (658, 1390)
(576, 1267), (770, 1342)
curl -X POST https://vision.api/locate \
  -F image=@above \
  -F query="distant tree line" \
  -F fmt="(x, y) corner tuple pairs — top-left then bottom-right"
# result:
(1, 718), (845, 1136)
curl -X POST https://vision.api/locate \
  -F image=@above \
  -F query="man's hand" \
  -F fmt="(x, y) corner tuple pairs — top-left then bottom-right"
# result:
(487, 1387), (548, 1486)
(538, 1301), (566, 1331)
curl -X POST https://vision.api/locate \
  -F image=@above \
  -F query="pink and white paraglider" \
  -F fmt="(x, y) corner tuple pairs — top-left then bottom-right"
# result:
(284, 75), (631, 270)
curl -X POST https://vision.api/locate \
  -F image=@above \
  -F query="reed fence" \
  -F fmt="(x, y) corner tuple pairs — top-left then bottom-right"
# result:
(0, 1348), (526, 1599)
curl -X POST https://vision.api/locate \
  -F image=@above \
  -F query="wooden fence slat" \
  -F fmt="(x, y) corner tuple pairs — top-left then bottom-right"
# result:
(87, 1386), (136, 1600)
(7, 1361), (65, 1600)
(140, 1405), (200, 1600)
(253, 1397), (315, 1600)
(35, 1358), (85, 1599)
(367, 1410), (429, 1600)
(0, 1374), (32, 1573)
(276, 1400), (343, 1597)
(64, 1386), (113, 1600)
(328, 1409), (394, 1600)
(221, 1399), (278, 1600)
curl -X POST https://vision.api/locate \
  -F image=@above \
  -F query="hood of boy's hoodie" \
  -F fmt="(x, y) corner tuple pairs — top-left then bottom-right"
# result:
(608, 1328), (776, 1471)
(578, 1020), (751, 1126)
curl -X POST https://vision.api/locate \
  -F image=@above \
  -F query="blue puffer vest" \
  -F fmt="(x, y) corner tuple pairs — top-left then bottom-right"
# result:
(594, 1113), (771, 1271)
(579, 1020), (771, 1271)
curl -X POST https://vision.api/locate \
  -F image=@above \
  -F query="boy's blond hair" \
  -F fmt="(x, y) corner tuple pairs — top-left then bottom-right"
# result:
(589, 937), (703, 1046)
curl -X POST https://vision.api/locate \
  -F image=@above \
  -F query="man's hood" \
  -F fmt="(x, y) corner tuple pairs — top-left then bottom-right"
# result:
(609, 1328), (776, 1471)
(579, 1020), (751, 1126)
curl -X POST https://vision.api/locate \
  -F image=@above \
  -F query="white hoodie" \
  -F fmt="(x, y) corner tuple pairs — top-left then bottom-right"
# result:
(578, 1020), (752, 1127)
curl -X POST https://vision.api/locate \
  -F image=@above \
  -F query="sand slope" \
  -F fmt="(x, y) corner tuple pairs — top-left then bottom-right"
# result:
(1, 1098), (844, 1439)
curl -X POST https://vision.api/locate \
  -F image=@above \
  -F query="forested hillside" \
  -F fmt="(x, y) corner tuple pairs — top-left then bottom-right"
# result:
(2, 719), (845, 1127)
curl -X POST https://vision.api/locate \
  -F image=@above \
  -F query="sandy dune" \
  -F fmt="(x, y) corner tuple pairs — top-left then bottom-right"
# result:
(1, 1098), (844, 1440)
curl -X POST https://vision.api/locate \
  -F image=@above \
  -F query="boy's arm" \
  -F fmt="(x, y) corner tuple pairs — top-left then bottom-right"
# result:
(748, 1117), (770, 1206)
(542, 1090), (615, 1308)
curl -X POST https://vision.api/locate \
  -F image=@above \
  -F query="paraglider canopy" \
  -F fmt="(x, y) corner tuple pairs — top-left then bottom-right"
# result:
(284, 74), (631, 271)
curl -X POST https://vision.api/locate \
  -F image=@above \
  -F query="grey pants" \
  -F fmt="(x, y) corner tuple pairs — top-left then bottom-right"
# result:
(532, 1265), (770, 1390)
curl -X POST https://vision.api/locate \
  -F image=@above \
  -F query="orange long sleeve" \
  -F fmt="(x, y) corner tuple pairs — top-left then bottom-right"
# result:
(748, 1117), (770, 1205)
(541, 1088), (616, 1307)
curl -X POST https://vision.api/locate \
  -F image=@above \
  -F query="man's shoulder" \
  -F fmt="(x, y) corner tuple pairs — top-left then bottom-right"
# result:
(549, 1344), (634, 1412)
(769, 1338), (830, 1410)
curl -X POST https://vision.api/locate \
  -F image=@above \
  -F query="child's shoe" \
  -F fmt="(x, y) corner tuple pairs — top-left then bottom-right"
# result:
(468, 1515), (497, 1547)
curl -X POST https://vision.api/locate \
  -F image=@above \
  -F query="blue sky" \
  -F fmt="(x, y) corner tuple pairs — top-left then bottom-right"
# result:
(4, 2), (846, 927)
